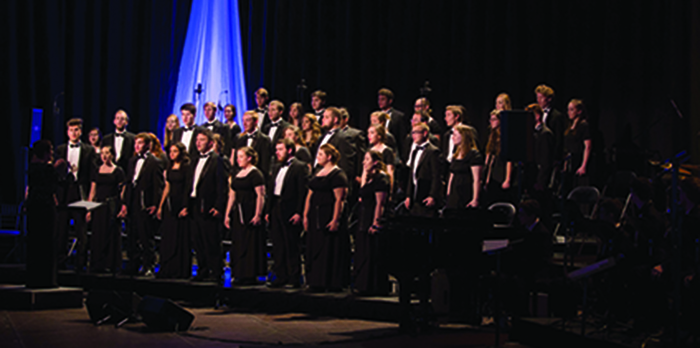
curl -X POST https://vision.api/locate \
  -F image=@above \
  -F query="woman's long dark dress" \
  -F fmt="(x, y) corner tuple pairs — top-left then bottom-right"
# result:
(26, 162), (59, 288)
(306, 167), (349, 290)
(158, 164), (192, 279)
(446, 149), (484, 209)
(564, 120), (591, 189)
(484, 152), (513, 206)
(354, 172), (390, 294)
(230, 168), (267, 280)
(89, 166), (125, 272)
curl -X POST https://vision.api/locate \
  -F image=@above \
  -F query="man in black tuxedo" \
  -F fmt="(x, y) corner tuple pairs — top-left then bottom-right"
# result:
(314, 107), (356, 180)
(202, 101), (230, 153)
(377, 88), (407, 152)
(402, 111), (440, 162)
(440, 105), (479, 176)
(339, 108), (367, 180)
(187, 129), (227, 281)
(171, 103), (203, 158)
(261, 100), (289, 152)
(311, 90), (327, 121)
(535, 84), (567, 162)
(235, 111), (272, 178)
(266, 138), (309, 288)
(55, 118), (97, 270)
(404, 122), (442, 217)
(525, 103), (554, 229)
(102, 109), (135, 171)
(253, 87), (271, 131)
(118, 133), (164, 276)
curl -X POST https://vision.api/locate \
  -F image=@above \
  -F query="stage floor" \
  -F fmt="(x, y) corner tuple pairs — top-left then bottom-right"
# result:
(0, 306), (521, 348)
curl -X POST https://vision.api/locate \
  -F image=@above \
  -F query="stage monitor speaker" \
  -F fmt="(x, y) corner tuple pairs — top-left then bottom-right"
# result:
(499, 110), (534, 162)
(86, 290), (140, 326)
(30, 108), (43, 147)
(138, 296), (194, 332)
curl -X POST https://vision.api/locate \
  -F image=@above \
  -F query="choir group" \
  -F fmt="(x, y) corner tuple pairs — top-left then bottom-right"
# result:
(27, 84), (596, 295)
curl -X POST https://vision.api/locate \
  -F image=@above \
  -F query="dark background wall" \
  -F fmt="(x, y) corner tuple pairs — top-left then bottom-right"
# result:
(2, 0), (698, 204)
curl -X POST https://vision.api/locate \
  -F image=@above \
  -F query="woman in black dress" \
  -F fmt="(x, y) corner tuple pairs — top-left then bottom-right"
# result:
(86, 145), (125, 273)
(367, 124), (396, 194)
(225, 146), (266, 285)
(26, 140), (60, 288)
(564, 99), (592, 191)
(483, 109), (514, 205)
(283, 125), (313, 169)
(156, 142), (191, 279)
(354, 150), (390, 296)
(303, 144), (349, 292)
(224, 104), (242, 141)
(446, 124), (484, 209)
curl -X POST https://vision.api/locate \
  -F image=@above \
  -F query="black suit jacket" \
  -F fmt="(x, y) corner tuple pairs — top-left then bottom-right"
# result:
(262, 119), (290, 151)
(342, 126), (367, 177)
(189, 152), (227, 214)
(102, 131), (136, 170)
(534, 125), (554, 188)
(124, 153), (164, 211)
(224, 122), (242, 158)
(544, 108), (567, 161)
(55, 142), (97, 204)
(313, 128), (356, 179)
(267, 157), (309, 219)
(402, 133), (440, 163)
(406, 143), (442, 215)
(384, 107), (407, 153)
(234, 131), (272, 177)
(171, 125), (204, 158)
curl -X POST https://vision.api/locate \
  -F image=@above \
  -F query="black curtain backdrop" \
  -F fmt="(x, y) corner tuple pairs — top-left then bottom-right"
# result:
(2, 0), (192, 204)
(3, 0), (698, 205)
(240, 0), (696, 174)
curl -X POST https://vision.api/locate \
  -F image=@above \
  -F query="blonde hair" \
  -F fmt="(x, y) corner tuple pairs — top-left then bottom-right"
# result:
(164, 114), (180, 148)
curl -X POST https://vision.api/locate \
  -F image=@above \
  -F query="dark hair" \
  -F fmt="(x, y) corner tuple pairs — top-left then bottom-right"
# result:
(366, 150), (387, 174)
(319, 144), (340, 165)
(311, 90), (327, 102)
(66, 118), (83, 129)
(224, 104), (237, 120)
(32, 139), (53, 159)
(277, 138), (296, 155)
(378, 88), (394, 100)
(180, 103), (197, 115)
(238, 146), (258, 165)
(135, 132), (153, 146)
(198, 128), (215, 142)
(100, 145), (116, 158)
(169, 142), (190, 166)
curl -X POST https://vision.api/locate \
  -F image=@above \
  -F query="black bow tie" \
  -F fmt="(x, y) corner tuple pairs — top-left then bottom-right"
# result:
(246, 133), (256, 139)
(199, 153), (210, 158)
(271, 121), (281, 127)
(183, 127), (194, 132)
(415, 144), (427, 151)
(137, 154), (147, 160)
(114, 133), (124, 137)
(69, 143), (80, 148)
(256, 108), (266, 113)
(282, 159), (293, 167)
(205, 123), (214, 128)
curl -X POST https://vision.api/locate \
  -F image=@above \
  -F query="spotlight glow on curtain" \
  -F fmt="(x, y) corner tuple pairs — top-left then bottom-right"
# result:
(171, 0), (248, 125)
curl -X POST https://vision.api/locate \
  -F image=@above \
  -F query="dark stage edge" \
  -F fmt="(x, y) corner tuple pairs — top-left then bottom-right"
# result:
(55, 271), (405, 323)
(510, 317), (669, 348)
(0, 285), (83, 310)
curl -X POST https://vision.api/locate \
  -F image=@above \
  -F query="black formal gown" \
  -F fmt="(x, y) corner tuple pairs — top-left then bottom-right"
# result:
(306, 167), (350, 290)
(230, 168), (267, 281)
(446, 149), (484, 209)
(89, 167), (125, 272)
(26, 162), (59, 288)
(158, 165), (192, 279)
(483, 153), (513, 206)
(354, 172), (390, 294)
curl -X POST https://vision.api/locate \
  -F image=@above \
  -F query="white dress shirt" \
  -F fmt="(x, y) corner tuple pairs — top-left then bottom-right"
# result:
(191, 151), (212, 197)
(273, 159), (292, 196)
(67, 142), (81, 180)
(181, 126), (195, 152)
(114, 131), (125, 162)
(133, 154), (146, 185)
(314, 128), (337, 166)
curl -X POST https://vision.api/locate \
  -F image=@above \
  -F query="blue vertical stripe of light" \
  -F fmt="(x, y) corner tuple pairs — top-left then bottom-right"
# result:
(171, 0), (248, 126)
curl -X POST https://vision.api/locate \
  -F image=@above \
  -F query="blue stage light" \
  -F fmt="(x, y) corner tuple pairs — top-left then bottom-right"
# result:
(171, 0), (248, 126)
